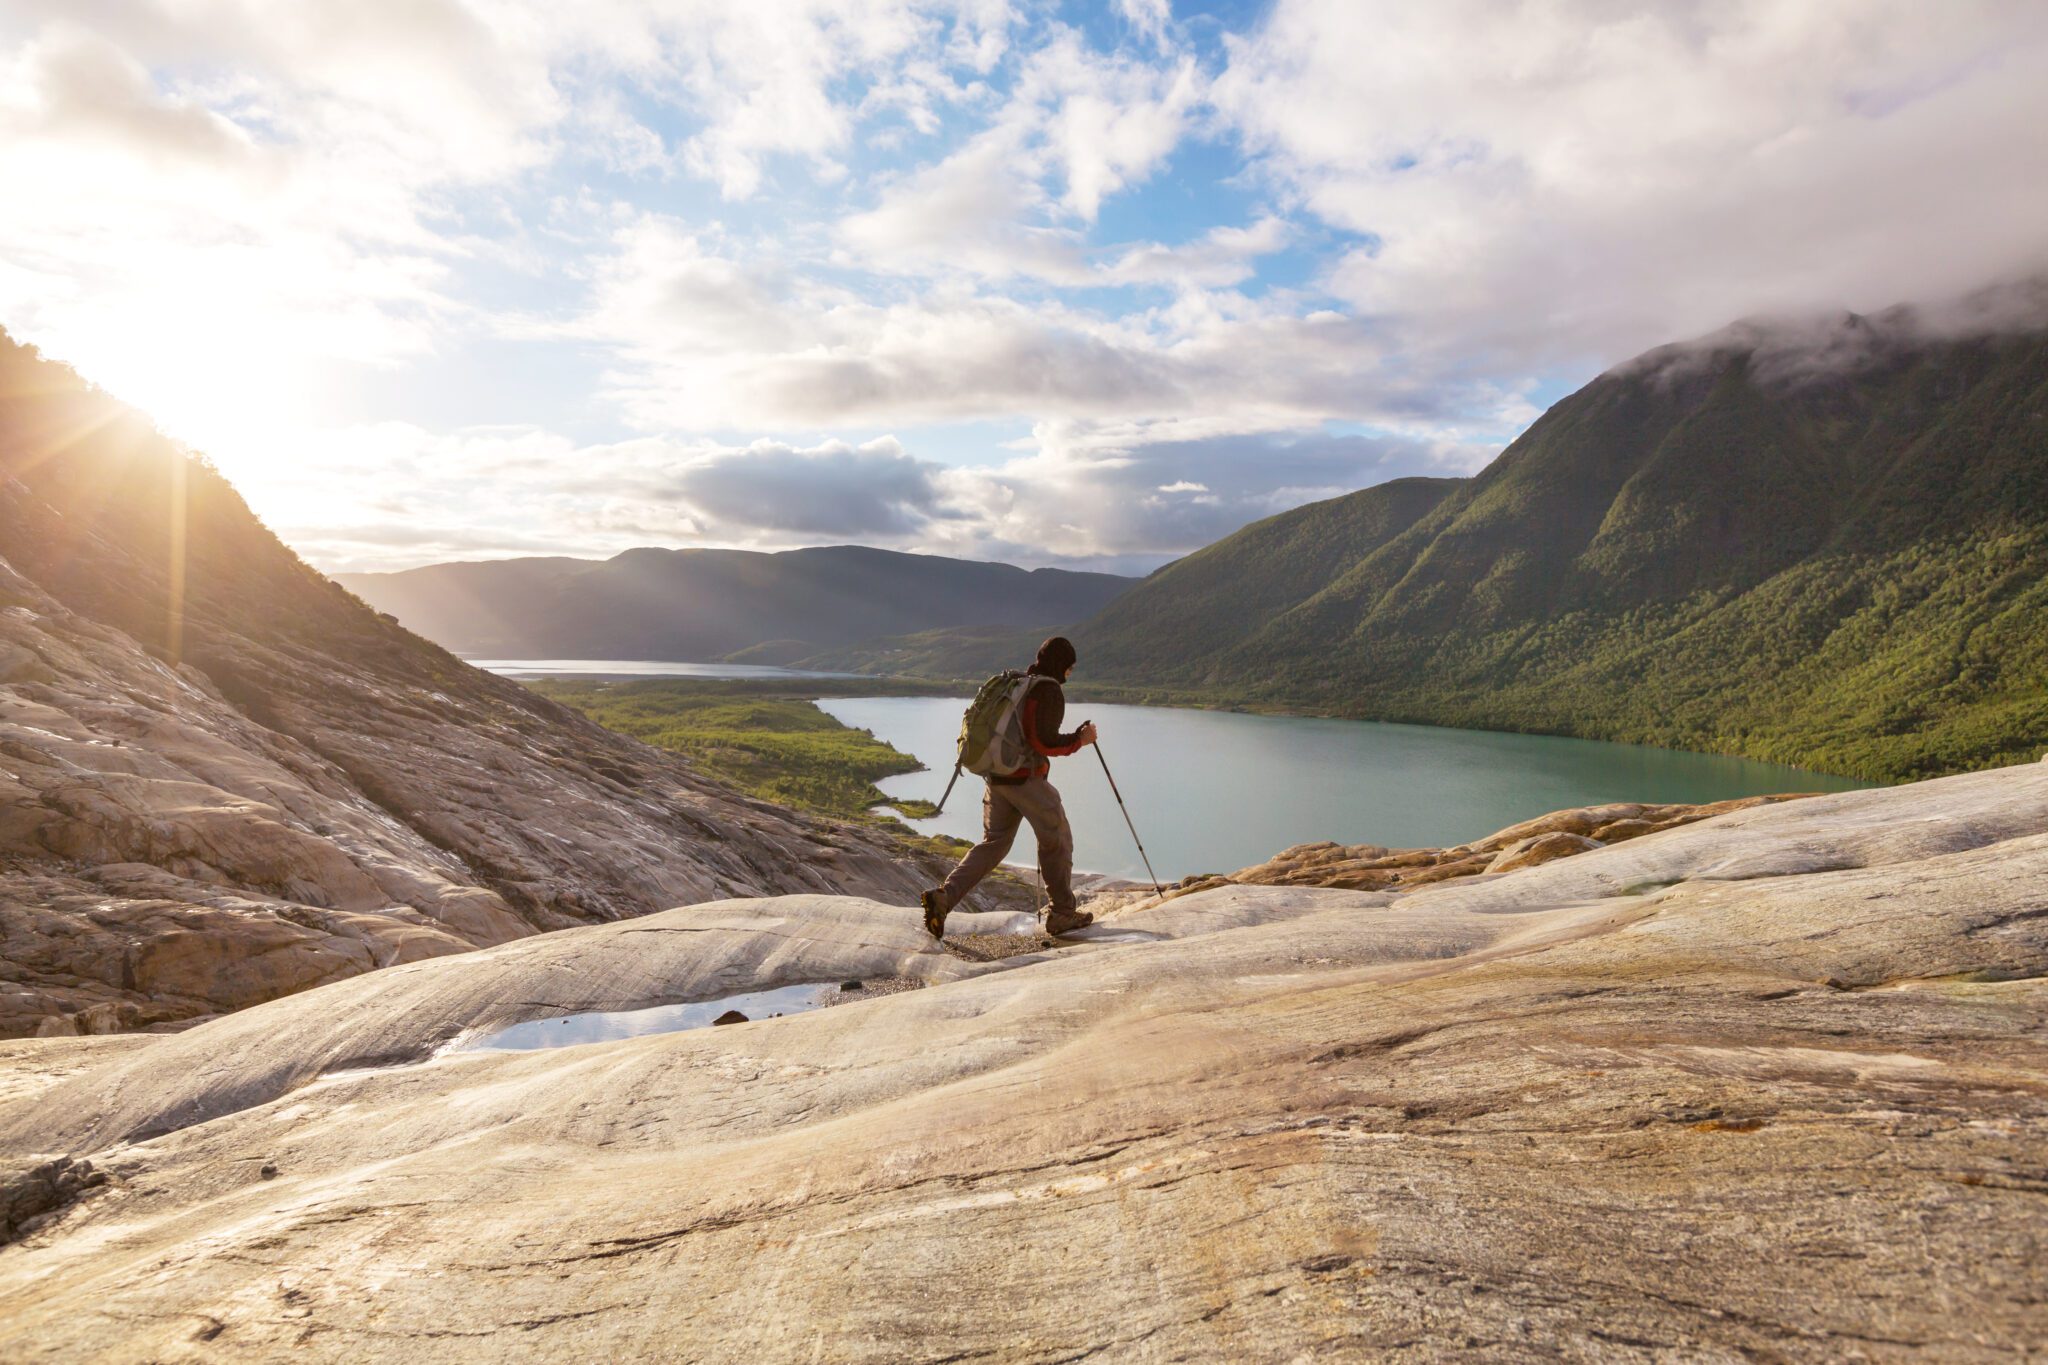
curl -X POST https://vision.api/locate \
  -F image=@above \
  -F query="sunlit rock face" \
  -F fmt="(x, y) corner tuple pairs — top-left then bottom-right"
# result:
(1081, 794), (1823, 911)
(0, 333), (955, 1036)
(0, 766), (2042, 1357)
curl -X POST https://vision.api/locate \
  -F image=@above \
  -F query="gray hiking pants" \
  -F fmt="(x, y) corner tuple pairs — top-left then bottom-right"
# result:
(939, 776), (1076, 916)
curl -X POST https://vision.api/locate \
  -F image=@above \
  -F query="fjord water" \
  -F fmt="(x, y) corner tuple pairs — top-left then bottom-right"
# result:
(820, 697), (1869, 883)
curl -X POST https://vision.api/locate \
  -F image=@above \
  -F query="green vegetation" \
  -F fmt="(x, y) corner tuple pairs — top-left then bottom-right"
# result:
(541, 675), (966, 702)
(818, 322), (2048, 784)
(532, 678), (947, 822)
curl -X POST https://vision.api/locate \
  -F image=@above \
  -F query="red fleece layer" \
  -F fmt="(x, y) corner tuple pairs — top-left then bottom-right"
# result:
(1019, 694), (1083, 780)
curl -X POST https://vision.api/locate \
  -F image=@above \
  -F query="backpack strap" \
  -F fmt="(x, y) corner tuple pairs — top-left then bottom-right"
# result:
(997, 673), (1054, 775)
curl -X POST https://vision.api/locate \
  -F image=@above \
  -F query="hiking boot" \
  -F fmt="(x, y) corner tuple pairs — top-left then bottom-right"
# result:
(920, 888), (948, 940)
(1045, 909), (1093, 937)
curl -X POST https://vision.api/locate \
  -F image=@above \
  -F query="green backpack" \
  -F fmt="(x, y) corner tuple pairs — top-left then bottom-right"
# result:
(957, 670), (1048, 777)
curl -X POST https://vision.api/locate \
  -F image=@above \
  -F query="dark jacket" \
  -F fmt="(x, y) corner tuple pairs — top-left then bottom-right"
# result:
(991, 672), (1083, 783)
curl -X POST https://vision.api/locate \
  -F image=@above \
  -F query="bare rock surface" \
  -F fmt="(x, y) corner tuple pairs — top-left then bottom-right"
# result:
(1092, 793), (1823, 914)
(1, 764), (2043, 1358)
(1484, 830), (1602, 873)
(0, 895), (997, 1155)
(0, 1036), (154, 1107)
(0, 337), (975, 1036)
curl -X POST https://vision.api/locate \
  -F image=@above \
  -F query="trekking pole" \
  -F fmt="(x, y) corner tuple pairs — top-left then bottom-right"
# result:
(933, 761), (962, 815)
(1093, 741), (1162, 899)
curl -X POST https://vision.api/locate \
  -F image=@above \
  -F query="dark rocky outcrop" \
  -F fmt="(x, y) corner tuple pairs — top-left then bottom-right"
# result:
(0, 1155), (104, 1244)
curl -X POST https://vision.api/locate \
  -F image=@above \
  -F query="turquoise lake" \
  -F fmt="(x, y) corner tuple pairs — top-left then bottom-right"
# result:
(819, 697), (1869, 883)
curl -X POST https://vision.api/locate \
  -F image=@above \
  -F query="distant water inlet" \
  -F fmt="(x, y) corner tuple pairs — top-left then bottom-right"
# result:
(820, 698), (1869, 884)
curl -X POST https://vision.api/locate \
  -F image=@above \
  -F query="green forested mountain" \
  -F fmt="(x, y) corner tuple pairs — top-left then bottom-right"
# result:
(833, 308), (2048, 782)
(1082, 476), (1463, 670)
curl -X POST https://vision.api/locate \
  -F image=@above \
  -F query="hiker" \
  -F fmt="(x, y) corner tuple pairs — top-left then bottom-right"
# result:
(922, 636), (1097, 938)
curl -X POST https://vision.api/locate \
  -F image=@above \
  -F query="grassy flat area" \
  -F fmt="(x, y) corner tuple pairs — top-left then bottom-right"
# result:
(532, 678), (946, 822)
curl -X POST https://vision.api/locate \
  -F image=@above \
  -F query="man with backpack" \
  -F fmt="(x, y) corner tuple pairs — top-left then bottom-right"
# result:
(921, 636), (1098, 939)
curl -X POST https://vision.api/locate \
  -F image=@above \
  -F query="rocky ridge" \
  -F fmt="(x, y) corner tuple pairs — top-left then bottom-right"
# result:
(1084, 792), (1817, 912)
(0, 763), (2042, 1357)
(0, 333), (979, 1038)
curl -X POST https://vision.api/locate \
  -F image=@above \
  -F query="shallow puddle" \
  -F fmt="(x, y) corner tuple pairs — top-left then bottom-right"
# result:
(1074, 929), (1170, 944)
(454, 981), (857, 1052)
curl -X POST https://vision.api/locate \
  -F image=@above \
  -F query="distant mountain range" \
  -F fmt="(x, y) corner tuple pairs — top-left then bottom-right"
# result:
(337, 547), (1133, 662)
(808, 299), (2048, 782)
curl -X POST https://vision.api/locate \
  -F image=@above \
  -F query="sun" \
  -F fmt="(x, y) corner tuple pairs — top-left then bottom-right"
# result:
(39, 287), (348, 525)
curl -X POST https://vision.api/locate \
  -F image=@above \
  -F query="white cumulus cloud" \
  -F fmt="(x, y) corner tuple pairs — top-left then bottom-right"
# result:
(1214, 0), (2048, 370)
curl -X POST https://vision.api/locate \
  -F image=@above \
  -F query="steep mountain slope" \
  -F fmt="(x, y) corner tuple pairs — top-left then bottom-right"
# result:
(1064, 308), (2048, 780)
(338, 545), (1133, 660)
(0, 333), (948, 1037)
(1083, 476), (1463, 679)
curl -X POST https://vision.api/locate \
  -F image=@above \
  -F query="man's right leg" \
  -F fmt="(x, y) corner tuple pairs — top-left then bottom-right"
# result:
(926, 783), (1022, 935)
(1004, 777), (1087, 933)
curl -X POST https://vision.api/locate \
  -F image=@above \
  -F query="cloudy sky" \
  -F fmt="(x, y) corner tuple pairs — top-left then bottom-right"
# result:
(3, 1), (2045, 574)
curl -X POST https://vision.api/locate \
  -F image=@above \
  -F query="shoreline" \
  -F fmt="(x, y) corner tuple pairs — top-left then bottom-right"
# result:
(492, 658), (1896, 786)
